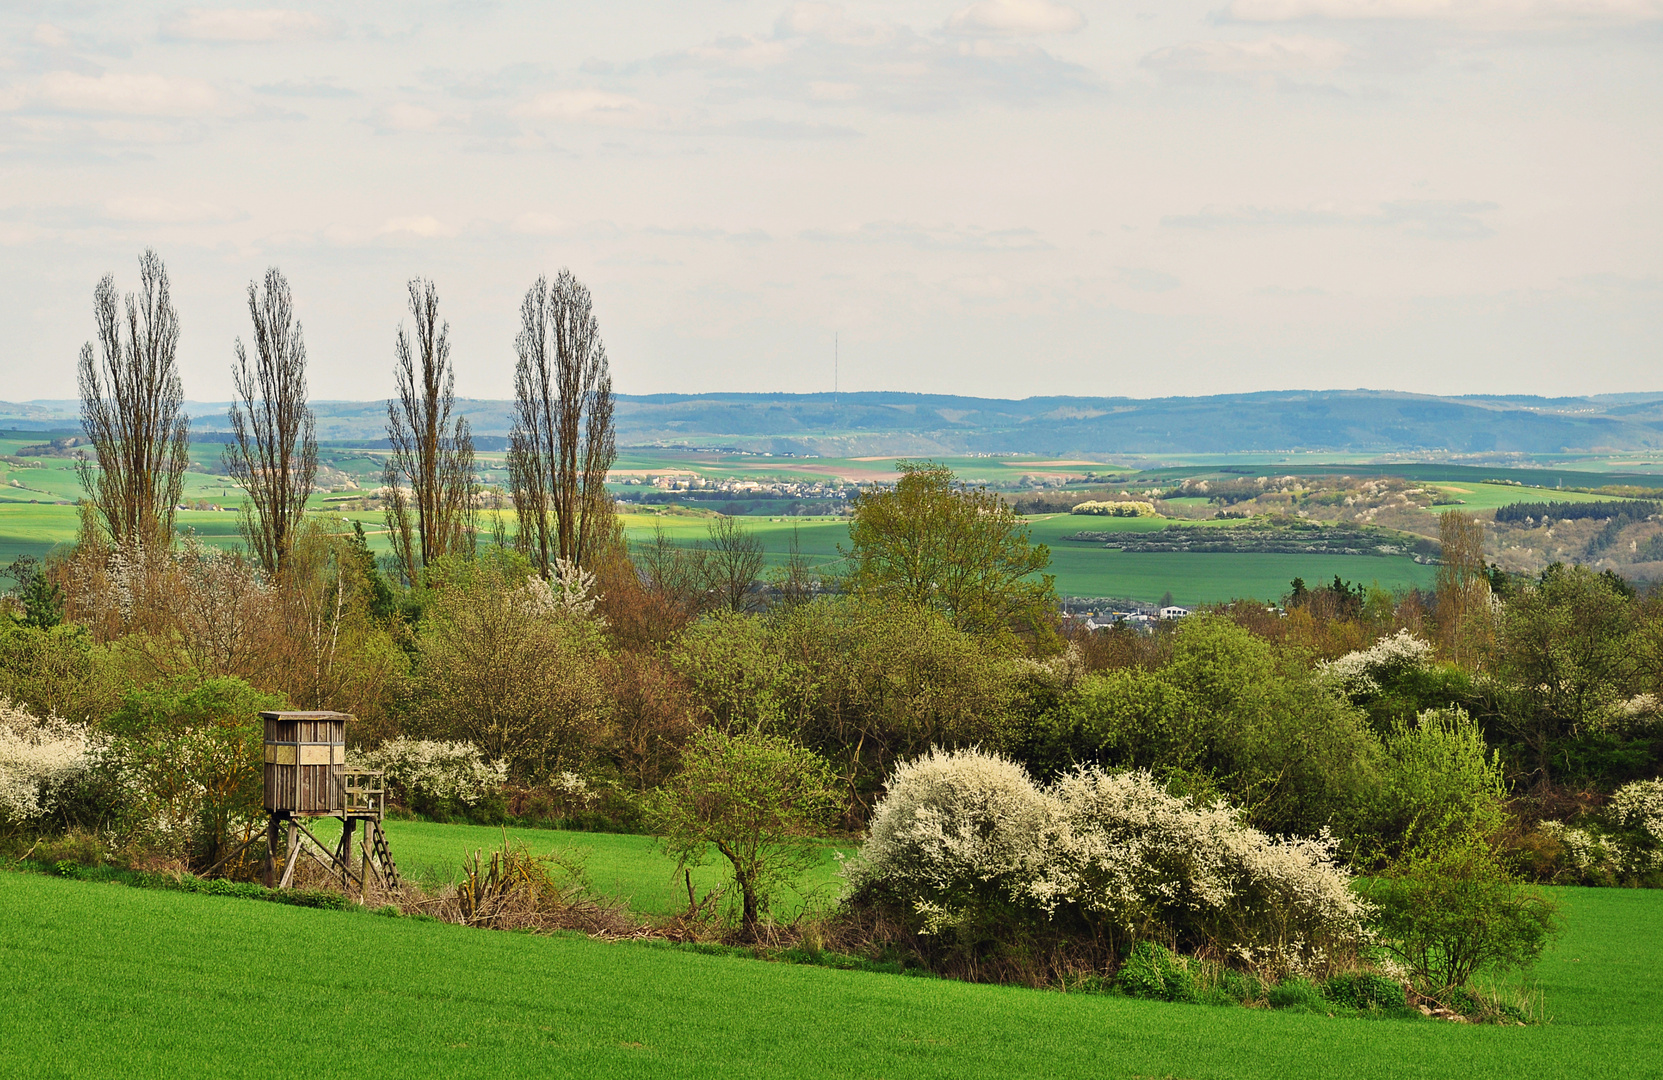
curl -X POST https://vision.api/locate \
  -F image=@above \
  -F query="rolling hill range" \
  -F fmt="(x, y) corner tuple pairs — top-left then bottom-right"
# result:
(7, 389), (1663, 456)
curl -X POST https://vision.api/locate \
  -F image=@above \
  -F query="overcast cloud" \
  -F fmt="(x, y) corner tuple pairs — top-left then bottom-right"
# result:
(0, 0), (1658, 402)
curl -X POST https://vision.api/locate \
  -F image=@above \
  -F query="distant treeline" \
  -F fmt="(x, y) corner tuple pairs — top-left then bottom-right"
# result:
(1494, 499), (1659, 525)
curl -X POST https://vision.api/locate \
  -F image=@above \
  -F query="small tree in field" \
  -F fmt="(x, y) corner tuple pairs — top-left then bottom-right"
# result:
(649, 728), (838, 940)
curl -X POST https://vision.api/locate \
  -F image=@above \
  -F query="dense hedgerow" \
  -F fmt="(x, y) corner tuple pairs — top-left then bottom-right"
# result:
(848, 748), (1370, 981)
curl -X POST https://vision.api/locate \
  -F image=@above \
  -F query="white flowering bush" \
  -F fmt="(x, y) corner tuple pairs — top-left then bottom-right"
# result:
(1319, 630), (1434, 698)
(0, 697), (105, 829)
(1608, 695), (1663, 736)
(520, 559), (600, 619)
(852, 748), (1370, 977)
(1071, 500), (1158, 517)
(357, 738), (506, 809)
(857, 748), (1049, 930)
(1609, 778), (1663, 845)
(1529, 780), (1663, 884)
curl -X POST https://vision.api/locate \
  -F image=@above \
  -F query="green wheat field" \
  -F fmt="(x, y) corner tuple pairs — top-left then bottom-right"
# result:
(0, 861), (1656, 1080)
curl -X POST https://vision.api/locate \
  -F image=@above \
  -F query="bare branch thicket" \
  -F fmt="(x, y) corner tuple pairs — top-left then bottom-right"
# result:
(383, 279), (476, 583)
(224, 268), (318, 576)
(635, 524), (708, 617)
(76, 249), (191, 551)
(704, 515), (766, 613)
(767, 523), (816, 608)
(509, 270), (617, 577)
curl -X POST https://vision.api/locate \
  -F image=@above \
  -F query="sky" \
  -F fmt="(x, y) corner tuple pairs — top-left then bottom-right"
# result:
(1, 0), (1660, 404)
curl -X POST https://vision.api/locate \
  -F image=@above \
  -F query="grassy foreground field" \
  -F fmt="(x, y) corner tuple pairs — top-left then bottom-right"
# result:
(306, 818), (856, 917)
(1, 872), (1657, 1080)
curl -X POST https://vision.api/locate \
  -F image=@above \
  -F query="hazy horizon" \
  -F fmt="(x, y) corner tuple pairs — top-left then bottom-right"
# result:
(3, 1), (1659, 404)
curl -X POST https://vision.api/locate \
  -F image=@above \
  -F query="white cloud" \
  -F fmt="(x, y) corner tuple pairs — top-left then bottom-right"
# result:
(514, 89), (663, 127)
(1164, 200), (1498, 239)
(161, 8), (341, 42)
(32, 25), (73, 49)
(681, 35), (792, 68)
(1226, 0), (1663, 21)
(1142, 35), (1352, 72)
(0, 71), (219, 116)
(103, 195), (242, 223)
(660, 4), (1094, 112)
(803, 220), (1051, 251)
(379, 215), (455, 238)
(808, 81), (860, 101)
(1120, 267), (1181, 292)
(372, 102), (446, 132)
(511, 211), (566, 235)
(776, 3), (900, 46)
(945, 0), (1088, 36)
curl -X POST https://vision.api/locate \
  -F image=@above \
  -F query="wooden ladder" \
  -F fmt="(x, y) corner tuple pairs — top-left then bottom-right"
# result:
(369, 820), (400, 889)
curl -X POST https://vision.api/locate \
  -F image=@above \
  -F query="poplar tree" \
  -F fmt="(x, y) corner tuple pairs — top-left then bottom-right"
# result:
(383, 279), (475, 582)
(508, 270), (617, 577)
(224, 268), (317, 575)
(77, 249), (191, 551)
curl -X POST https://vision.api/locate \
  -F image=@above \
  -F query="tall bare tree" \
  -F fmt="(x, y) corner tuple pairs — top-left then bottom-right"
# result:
(508, 270), (617, 576)
(224, 268), (318, 576)
(1437, 509), (1493, 667)
(77, 249), (191, 551)
(704, 515), (766, 613)
(383, 279), (475, 582)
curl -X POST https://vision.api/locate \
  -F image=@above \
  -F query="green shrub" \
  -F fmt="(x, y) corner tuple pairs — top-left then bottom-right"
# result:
(1214, 968), (1265, 1005)
(106, 675), (285, 868)
(1367, 836), (1562, 992)
(1266, 977), (1326, 1011)
(1117, 942), (1195, 1003)
(1323, 972), (1406, 1011)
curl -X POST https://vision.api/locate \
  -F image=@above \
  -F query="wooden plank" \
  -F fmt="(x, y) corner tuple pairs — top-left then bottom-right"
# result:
(278, 825), (299, 889)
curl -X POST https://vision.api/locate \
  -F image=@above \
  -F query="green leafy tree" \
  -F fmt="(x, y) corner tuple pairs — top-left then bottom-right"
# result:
(648, 728), (838, 940)
(773, 595), (1023, 823)
(1367, 836), (1561, 993)
(106, 676), (285, 869)
(1368, 707), (1509, 863)
(1497, 563), (1637, 788)
(6, 556), (63, 630)
(843, 461), (1055, 640)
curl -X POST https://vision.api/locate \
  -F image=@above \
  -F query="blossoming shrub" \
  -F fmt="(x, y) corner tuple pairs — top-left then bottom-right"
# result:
(850, 748), (1370, 981)
(0, 697), (106, 832)
(359, 738), (507, 818)
(1319, 630), (1434, 699)
(859, 747), (1049, 933)
(1070, 500), (1158, 517)
(1528, 777), (1663, 885)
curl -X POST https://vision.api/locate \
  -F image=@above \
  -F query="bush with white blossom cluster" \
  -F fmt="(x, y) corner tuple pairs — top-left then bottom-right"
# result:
(1319, 630), (1434, 698)
(0, 697), (105, 828)
(1609, 778), (1663, 845)
(1070, 500), (1158, 517)
(1534, 779), (1663, 883)
(356, 738), (506, 809)
(851, 747), (1371, 977)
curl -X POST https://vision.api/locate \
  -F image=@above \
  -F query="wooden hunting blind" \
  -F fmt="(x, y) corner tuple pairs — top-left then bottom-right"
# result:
(263, 711), (347, 814)
(248, 710), (399, 893)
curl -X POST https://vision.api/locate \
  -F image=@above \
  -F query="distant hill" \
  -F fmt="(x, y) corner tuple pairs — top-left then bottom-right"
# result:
(7, 389), (1663, 457)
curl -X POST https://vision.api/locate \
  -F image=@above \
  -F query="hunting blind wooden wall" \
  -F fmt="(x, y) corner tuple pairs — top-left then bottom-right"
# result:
(262, 711), (348, 815)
